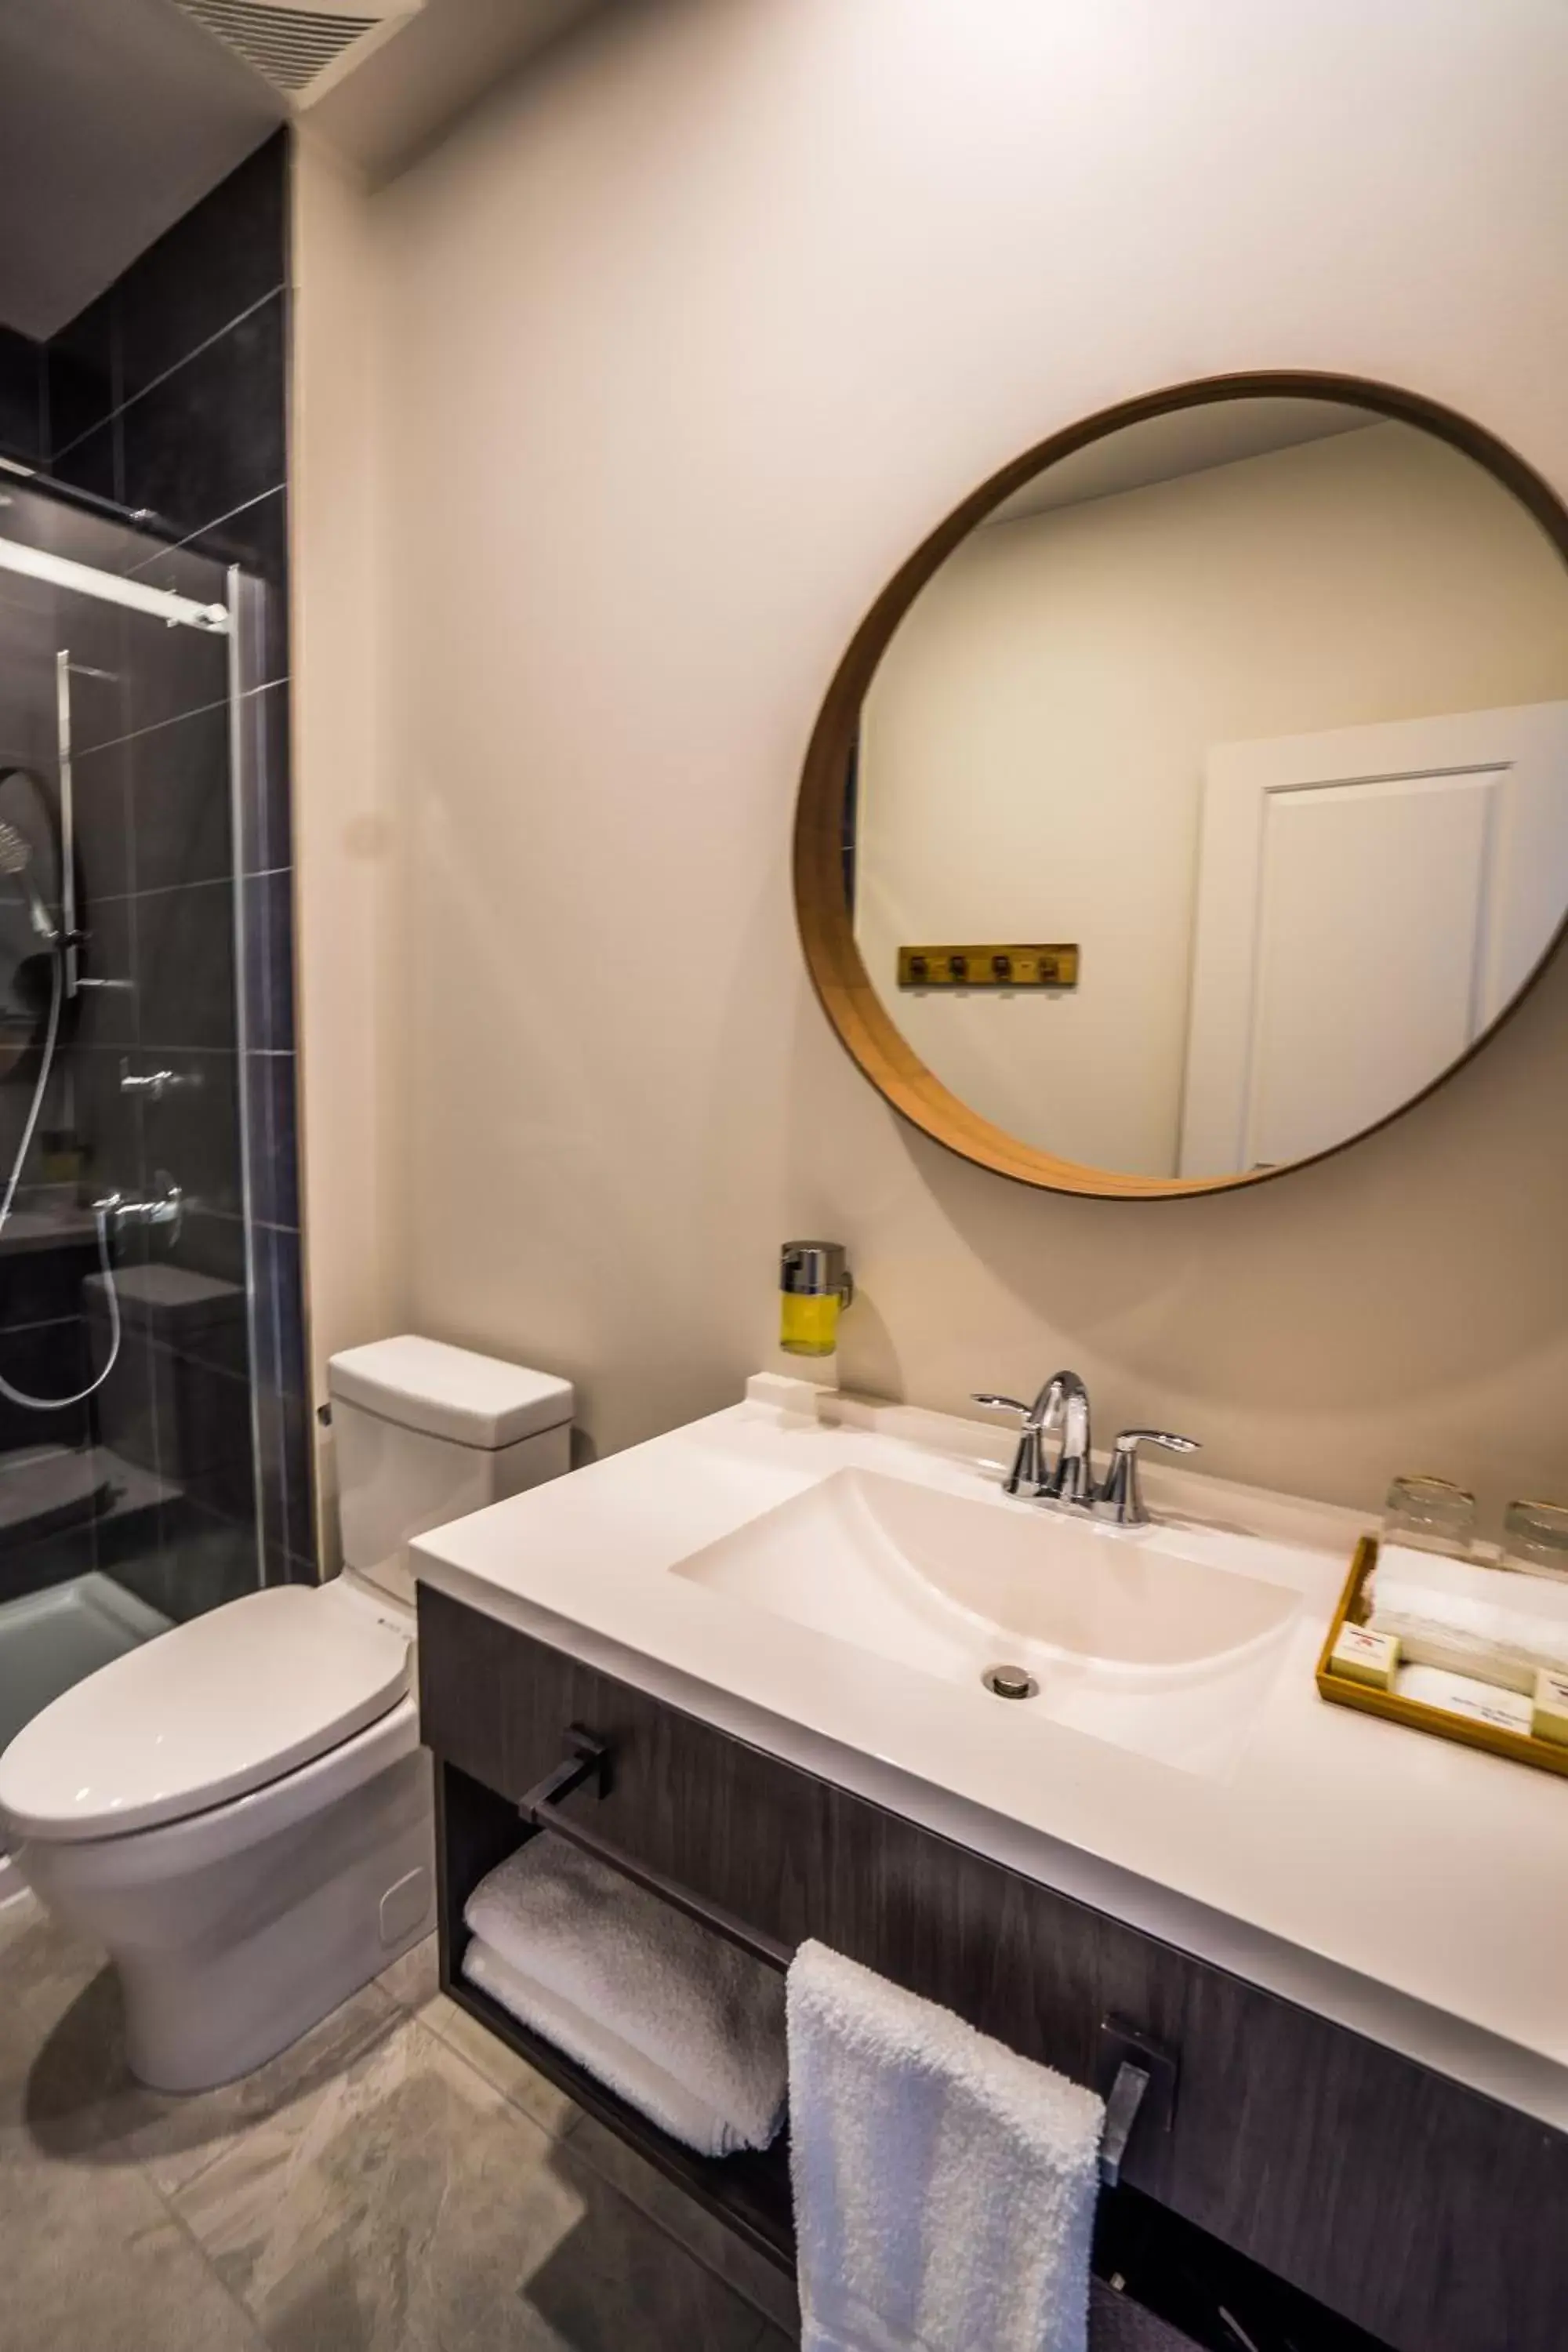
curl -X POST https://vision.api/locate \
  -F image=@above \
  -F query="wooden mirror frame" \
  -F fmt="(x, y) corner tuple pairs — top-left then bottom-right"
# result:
(793, 370), (1568, 1200)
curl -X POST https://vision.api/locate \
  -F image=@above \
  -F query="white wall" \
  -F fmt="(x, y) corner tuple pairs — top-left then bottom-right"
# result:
(322, 0), (1568, 1523)
(290, 133), (406, 1563)
(855, 422), (1568, 1173)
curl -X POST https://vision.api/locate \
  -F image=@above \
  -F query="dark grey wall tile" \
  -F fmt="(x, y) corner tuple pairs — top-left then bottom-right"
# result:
(75, 894), (140, 1051)
(0, 1058), (70, 1186)
(69, 1044), (146, 1205)
(9, 127), (299, 1621)
(253, 1220), (304, 1399)
(166, 1203), (248, 1291)
(0, 1240), (98, 1334)
(125, 535), (230, 608)
(191, 488), (288, 682)
(245, 1050), (299, 1231)
(45, 287), (118, 458)
(158, 1501), (262, 1621)
(239, 683), (291, 874)
(50, 416), (121, 508)
(117, 133), (287, 403)
(86, 1298), (160, 1474)
(129, 703), (232, 892)
(0, 325), (45, 466)
(256, 1381), (312, 1566)
(138, 1048), (243, 1222)
(122, 612), (230, 744)
(60, 613), (132, 756)
(68, 736), (134, 902)
(154, 1345), (255, 1519)
(121, 296), (285, 550)
(135, 879), (234, 1052)
(243, 867), (294, 1051)
(0, 1322), (91, 1453)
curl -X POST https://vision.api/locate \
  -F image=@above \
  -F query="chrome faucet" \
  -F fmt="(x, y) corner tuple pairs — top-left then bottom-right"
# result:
(1042, 1370), (1093, 1506)
(974, 1376), (1198, 1525)
(972, 1369), (1091, 1502)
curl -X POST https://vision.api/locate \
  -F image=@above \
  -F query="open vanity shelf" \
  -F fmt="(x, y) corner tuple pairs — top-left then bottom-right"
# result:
(434, 1755), (797, 2270)
(419, 1583), (1566, 2352)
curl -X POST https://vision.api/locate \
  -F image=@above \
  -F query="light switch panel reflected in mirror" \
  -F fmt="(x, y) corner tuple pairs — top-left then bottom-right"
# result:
(800, 376), (1568, 1197)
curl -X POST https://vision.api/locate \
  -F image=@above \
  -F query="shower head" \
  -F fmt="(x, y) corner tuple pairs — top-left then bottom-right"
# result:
(0, 818), (58, 946)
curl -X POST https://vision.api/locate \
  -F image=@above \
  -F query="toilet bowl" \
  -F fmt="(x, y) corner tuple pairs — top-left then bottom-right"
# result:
(0, 1336), (573, 2092)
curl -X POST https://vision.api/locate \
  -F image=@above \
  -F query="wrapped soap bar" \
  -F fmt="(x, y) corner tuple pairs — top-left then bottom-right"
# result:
(1329, 1623), (1399, 1690)
(1531, 1669), (1568, 1746)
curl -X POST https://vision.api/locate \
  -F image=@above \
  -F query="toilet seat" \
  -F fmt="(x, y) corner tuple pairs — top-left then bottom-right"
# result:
(0, 1582), (411, 1845)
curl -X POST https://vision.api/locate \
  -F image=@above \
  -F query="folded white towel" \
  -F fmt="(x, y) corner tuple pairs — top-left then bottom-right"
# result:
(463, 1833), (786, 2155)
(787, 1940), (1104, 2352)
(463, 1935), (756, 2155)
(1369, 1544), (1568, 1694)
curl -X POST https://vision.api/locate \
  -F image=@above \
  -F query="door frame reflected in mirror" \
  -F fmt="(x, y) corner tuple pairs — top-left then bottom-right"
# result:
(793, 370), (1568, 1200)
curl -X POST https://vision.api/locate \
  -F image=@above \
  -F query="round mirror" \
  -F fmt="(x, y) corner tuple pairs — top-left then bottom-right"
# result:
(796, 376), (1568, 1197)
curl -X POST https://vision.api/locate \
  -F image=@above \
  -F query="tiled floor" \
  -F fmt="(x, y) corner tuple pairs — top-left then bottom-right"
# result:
(0, 1893), (798, 2352)
(0, 1892), (1196, 2352)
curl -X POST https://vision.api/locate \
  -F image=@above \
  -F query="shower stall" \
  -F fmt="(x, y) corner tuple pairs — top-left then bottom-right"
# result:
(0, 471), (293, 1780)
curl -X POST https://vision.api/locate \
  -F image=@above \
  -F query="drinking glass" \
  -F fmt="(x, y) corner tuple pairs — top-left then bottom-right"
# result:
(1500, 1498), (1568, 1580)
(1382, 1474), (1476, 1559)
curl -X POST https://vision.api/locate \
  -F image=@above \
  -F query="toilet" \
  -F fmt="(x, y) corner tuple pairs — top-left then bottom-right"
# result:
(0, 1335), (572, 2093)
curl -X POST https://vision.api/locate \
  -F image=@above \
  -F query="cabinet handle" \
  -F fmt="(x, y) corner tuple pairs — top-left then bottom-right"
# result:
(517, 1726), (793, 1973)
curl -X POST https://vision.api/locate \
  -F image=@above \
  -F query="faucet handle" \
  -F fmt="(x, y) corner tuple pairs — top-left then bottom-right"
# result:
(1094, 1429), (1200, 1527)
(971, 1396), (1045, 1497)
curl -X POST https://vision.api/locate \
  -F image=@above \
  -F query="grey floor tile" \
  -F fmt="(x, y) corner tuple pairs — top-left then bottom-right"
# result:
(0, 2126), (267, 2352)
(134, 1983), (403, 2197)
(526, 2137), (782, 2352)
(567, 2112), (799, 2335)
(169, 2012), (767, 2351)
(374, 1929), (440, 2014)
(1, 1896), (786, 2352)
(3, 1890), (400, 2195)
(379, 1933), (582, 2140)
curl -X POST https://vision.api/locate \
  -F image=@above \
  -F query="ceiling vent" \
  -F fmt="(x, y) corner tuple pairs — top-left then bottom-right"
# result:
(171, 0), (425, 106)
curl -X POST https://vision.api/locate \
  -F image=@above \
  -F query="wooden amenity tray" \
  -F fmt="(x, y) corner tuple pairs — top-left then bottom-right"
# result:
(1316, 1534), (1568, 1780)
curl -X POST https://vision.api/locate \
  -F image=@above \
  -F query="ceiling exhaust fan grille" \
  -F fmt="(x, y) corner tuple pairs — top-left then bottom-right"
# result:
(175, 0), (391, 95)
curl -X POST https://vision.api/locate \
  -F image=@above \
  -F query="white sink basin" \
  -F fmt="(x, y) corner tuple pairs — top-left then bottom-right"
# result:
(673, 1468), (1304, 1778)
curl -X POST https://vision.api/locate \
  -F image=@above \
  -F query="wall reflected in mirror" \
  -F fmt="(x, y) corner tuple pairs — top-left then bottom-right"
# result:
(844, 396), (1568, 1181)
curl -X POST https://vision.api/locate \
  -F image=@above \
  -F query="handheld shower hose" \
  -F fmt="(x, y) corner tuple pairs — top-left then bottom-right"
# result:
(0, 815), (121, 1410)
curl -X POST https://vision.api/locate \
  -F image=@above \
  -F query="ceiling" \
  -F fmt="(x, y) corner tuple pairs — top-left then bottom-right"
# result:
(0, 0), (601, 341)
(0, 0), (282, 338)
(986, 399), (1384, 528)
(307, 0), (601, 183)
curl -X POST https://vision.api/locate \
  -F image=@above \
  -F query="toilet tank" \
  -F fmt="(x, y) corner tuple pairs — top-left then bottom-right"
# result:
(328, 1336), (574, 1607)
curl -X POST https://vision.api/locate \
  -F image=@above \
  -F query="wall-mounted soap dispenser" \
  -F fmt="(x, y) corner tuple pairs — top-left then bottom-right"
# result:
(780, 1242), (854, 1357)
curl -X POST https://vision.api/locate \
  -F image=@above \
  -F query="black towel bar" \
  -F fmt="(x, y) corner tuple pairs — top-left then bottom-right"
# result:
(517, 1728), (1180, 2188)
(517, 1727), (795, 1973)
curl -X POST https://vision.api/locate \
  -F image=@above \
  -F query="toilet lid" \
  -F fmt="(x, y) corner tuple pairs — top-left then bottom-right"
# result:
(0, 1584), (411, 1843)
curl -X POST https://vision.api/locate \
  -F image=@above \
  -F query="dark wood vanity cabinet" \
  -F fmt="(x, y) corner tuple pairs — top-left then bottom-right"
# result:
(419, 1584), (1568, 2352)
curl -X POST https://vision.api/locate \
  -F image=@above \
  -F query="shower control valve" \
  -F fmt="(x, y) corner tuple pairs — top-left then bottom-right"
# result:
(93, 1174), (184, 1243)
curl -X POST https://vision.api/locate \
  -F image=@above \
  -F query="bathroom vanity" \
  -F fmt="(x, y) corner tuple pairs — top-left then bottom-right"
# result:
(414, 1381), (1568, 2352)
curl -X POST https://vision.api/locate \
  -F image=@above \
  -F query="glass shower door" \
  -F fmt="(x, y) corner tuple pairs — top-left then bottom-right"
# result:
(0, 477), (266, 1761)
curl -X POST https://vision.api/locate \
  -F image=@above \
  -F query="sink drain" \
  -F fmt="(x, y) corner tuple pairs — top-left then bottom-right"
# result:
(982, 1663), (1039, 1700)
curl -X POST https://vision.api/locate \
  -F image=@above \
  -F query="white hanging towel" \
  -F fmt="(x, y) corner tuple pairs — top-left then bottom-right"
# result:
(787, 1940), (1104, 2352)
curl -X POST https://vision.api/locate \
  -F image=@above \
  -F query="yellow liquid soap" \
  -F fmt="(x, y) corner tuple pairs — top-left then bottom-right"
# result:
(780, 1292), (840, 1357)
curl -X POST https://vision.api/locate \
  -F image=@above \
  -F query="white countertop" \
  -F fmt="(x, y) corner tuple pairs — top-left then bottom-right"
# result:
(412, 1377), (1568, 2132)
